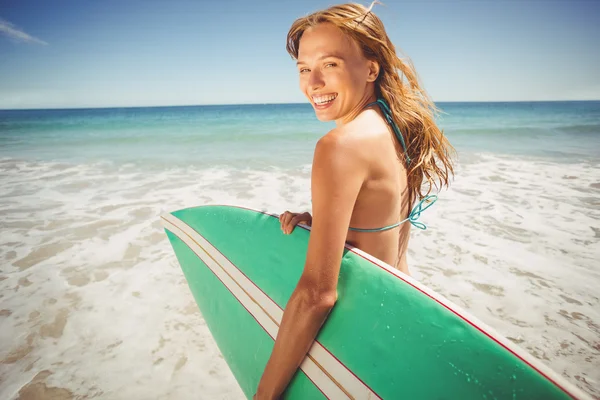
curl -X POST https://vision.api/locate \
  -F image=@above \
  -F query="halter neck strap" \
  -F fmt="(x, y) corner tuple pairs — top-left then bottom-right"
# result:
(365, 98), (411, 166)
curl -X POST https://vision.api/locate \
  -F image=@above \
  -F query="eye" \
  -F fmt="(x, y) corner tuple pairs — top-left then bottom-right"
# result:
(299, 68), (310, 74)
(324, 63), (336, 68)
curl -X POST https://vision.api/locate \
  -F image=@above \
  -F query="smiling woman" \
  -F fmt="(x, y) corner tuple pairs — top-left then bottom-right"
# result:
(256, 2), (455, 399)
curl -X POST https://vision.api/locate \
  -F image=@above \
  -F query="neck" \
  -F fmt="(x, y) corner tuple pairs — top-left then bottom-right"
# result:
(334, 92), (378, 127)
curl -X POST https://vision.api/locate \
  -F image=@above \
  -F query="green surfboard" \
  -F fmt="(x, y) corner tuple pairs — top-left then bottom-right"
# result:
(161, 205), (588, 399)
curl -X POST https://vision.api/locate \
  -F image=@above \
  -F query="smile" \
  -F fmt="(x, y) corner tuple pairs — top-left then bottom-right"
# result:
(312, 93), (338, 105)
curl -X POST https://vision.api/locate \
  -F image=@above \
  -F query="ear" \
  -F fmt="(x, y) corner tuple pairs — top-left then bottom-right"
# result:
(366, 60), (380, 83)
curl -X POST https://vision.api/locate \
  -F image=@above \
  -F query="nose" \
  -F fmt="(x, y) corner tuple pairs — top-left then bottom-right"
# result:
(308, 69), (324, 92)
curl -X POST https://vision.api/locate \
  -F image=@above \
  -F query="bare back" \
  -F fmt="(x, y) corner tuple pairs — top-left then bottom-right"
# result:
(330, 107), (411, 273)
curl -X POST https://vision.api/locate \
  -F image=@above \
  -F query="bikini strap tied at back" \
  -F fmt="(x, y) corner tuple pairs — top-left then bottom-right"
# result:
(348, 194), (438, 232)
(405, 194), (437, 230)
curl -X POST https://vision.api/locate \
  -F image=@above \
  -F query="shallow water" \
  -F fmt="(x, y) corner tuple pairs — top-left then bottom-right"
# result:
(0, 102), (599, 399)
(0, 153), (598, 399)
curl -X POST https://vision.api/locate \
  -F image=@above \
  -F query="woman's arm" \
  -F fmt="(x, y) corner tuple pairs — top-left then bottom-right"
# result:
(255, 132), (366, 399)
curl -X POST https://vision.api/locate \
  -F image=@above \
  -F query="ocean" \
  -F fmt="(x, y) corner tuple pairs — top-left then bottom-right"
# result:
(0, 101), (599, 399)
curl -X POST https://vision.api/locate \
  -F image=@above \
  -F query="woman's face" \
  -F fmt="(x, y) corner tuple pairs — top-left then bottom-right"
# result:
(296, 23), (378, 124)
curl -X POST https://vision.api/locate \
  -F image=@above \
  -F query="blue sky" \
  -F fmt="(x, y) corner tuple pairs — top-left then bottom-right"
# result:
(0, 0), (599, 109)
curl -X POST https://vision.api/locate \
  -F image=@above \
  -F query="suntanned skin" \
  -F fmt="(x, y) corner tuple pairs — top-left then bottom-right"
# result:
(254, 23), (410, 399)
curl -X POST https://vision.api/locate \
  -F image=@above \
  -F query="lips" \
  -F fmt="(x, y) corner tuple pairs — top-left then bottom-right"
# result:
(312, 93), (338, 105)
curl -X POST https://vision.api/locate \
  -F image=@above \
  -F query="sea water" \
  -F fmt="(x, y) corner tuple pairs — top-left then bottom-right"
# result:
(1, 101), (599, 398)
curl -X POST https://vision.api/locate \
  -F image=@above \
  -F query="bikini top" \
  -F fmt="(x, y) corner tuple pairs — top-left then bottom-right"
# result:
(347, 98), (436, 232)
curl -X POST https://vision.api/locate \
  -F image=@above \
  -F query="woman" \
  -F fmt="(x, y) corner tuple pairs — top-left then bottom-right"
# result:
(255, 3), (455, 399)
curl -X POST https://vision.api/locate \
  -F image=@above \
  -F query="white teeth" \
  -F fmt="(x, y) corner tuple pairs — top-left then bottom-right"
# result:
(313, 94), (337, 105)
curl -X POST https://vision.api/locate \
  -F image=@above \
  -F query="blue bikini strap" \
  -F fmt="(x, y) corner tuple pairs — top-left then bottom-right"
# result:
(365, 98), (411, 166)
(404, 194), (437, 230)
(348, 195), (438, 232)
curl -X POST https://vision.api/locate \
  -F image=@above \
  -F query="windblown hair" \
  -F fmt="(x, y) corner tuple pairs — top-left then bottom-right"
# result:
(286, 2), (455, 204)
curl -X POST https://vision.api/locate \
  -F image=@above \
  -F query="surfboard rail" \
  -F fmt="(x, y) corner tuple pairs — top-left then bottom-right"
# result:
(162, 204), (591, 400)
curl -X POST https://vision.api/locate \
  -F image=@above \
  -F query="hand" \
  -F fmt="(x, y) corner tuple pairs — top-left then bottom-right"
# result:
(279, 211), (312, 235)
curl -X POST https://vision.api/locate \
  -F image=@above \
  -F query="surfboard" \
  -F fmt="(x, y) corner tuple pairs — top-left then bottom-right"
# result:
(161, 204), (589, 399)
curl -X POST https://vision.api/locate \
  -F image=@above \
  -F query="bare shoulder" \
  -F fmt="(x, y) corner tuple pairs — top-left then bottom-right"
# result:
(317, 113), (384, 165)
(315, 122), (366, 161)
(311, 128), (366, 188)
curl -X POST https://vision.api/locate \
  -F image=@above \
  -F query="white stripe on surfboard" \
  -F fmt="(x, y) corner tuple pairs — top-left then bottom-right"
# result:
(291, 221), (590, 400)
(216, 204), (589, 400)
(162, 213), (380, 400)
(162, 216), (347, 399)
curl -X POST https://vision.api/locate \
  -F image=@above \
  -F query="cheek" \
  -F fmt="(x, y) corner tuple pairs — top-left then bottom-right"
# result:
(330, 69), (355, 89)
(347, 65), (366, 85)
(299, 76), (309, 94)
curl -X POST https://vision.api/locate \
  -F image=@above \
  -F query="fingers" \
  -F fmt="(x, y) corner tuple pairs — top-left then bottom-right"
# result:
(280, 211), (313, 235)
(291, 213), (311, 228)
(285, 212), (312, 235)
(283, 213), (296, 235)
(280, 211), (293, 234)
(286, 216), (302, 234)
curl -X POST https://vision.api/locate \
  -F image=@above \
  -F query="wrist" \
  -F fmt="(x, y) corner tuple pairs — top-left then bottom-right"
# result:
(255, 384), (279, 400)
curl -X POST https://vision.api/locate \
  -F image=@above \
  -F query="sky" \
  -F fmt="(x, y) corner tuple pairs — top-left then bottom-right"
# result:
(0, 0), (599, 109)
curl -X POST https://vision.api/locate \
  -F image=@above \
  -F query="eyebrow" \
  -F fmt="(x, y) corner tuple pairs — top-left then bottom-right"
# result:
(296, 54), (344, 66)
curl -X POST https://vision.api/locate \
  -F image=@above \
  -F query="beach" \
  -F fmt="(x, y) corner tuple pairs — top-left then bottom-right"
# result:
(0, 101), (599, 399)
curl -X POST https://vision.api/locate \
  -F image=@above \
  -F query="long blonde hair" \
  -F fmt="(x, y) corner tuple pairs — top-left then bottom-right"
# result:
(286, 2), (455, 204)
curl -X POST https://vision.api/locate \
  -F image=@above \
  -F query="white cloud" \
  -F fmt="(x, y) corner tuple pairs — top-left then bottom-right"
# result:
(0, 17), (47, 45)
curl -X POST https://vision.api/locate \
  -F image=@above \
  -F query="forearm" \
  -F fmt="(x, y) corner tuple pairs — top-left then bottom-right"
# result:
(256, 286), (334, 399)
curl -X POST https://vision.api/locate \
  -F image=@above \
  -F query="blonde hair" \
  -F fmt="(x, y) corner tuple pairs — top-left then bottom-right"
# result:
(286, 2), (455, 204)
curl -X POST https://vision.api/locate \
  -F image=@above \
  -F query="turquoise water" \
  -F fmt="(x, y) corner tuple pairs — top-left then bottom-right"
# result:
(1, 101), (599, 168)
(1, 101), (599, 398)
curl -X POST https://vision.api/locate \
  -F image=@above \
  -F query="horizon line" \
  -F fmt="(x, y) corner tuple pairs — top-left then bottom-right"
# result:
(1, 99), (599, 112)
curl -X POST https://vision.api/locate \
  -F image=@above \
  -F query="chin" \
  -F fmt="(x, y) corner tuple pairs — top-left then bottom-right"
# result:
(312, 104), (338, 122)
(314, 112), (335, 122)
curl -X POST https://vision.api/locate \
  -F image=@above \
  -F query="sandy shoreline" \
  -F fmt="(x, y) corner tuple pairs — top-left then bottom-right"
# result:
(1, 155), (599, 399)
